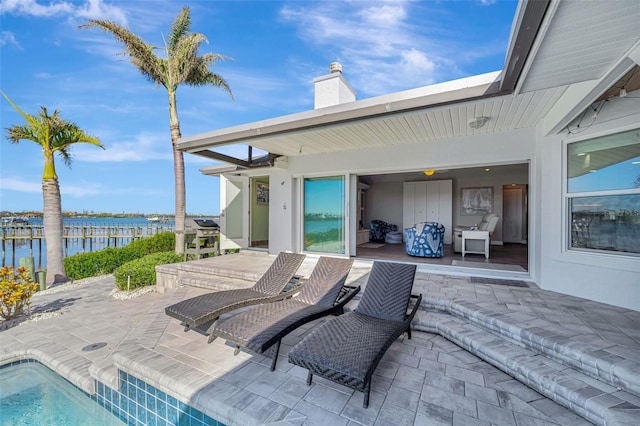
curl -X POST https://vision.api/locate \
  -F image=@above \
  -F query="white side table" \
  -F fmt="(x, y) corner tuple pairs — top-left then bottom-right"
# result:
(462, 230), (490, 258)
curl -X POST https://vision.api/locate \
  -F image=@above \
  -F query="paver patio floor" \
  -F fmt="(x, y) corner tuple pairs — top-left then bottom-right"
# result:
(1, 254), (638, 425)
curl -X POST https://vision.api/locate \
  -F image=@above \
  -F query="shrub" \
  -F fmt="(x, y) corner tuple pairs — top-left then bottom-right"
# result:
(64, 232), (175, 280)
(126, 232), (175, 256)
(0, 266), (38, 320)
(114, 251), (183, 290)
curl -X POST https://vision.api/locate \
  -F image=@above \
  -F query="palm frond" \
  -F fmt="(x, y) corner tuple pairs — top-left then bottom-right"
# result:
(5, 124), (38, 145)
(168, 6), (191, 52)
(168, 32), (207, 87)
(57, 146), (73, 168)
(80, 20), (164, 85)
(1, 91), (42, 131)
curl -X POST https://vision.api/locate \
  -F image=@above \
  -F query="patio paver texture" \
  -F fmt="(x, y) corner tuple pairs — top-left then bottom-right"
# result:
(1, 254), (638, 426)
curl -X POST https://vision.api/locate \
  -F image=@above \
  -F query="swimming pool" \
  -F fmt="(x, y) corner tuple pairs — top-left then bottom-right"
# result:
(0, 360), (124, 425)
(1, 360), (225, 426)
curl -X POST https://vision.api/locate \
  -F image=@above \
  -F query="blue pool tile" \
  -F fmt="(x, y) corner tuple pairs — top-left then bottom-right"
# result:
(167, 394), (178, 407)
(146, 391), (155, 409)
(138, 405), (147, 424)
(156, 399), (167, 419)
(166, 404), (179, 424)
(192, 408), (204, 422)
(157, 389), (167, 402)
(146, 409), (157, 426)
(203, 414), (218, 426)
(128, 385), (137, 400)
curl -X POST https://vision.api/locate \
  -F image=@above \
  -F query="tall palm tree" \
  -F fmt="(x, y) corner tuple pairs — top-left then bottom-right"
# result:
(81, 6), (232, 254)
(2, 92), (104, 287)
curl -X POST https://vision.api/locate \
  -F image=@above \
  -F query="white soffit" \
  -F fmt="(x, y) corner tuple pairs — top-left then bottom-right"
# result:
(520, 0), (640, 93)
(246, 87), (566, 158)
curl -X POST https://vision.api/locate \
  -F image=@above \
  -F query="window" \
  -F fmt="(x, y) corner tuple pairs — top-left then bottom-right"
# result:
(303, 176), (345, 254)
(566, 128), (640, 255)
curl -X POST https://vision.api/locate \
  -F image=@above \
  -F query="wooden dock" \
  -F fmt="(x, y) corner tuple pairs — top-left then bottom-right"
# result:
(1, 223), (175, 268)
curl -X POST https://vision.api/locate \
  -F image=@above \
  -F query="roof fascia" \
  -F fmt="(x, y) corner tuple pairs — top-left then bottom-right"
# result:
(502, 0), (552, 94)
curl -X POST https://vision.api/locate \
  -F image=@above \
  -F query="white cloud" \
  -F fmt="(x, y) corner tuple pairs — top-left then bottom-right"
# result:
(60, 182), (103, 197)
(0, 176), (98, 197)
(0, 0), (74, 17)
(0, 30), (22, 49)
(0, 0), (127, 24)
(0, 177), (41, 193)
(74, 132), (173, 162)
(75, 0), (126, 24)
(279, 1), (444, 96)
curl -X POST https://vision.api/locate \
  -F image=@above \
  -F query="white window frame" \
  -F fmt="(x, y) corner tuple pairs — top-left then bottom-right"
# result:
(562, 126), (640, 258)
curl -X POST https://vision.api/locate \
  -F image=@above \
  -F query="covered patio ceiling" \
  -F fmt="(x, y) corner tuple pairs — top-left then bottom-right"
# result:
(177, 0), (640, 169)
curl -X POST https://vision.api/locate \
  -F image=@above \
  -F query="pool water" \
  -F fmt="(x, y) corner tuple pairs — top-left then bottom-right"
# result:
(0, 361), (124, 426)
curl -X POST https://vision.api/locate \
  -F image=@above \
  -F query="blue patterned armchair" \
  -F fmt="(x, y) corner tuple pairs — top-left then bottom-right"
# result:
(404, 222), (445, 257)
(369, 220), (398, 243)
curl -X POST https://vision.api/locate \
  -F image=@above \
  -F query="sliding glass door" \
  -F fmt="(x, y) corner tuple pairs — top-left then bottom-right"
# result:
(303, 176), (345, 254)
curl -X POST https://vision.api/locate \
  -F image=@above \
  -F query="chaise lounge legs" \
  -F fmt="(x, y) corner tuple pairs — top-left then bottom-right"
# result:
(363, 382), (371, 408)
(270, 340), (282, 372)
(306, 371), (313, 386)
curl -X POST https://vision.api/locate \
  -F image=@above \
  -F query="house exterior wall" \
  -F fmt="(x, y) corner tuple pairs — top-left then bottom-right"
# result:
(536, 94), (640, 311)
(224, 98), (638, 311)
(266, 168), (295, 255)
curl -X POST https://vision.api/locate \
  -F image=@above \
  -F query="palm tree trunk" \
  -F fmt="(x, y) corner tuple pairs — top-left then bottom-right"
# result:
(42, 178), (65, 287)
(169, 90), (185, 254)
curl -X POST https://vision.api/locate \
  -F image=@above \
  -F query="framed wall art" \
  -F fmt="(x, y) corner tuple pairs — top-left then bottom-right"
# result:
(460, 187), (493, 215)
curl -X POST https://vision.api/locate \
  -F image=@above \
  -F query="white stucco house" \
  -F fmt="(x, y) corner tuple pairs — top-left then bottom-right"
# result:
(177, 0), (640, 311)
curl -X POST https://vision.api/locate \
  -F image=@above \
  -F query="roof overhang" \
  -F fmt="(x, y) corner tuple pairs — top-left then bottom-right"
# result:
(175, 0), (559, 167)
(179, 71), (502, 153)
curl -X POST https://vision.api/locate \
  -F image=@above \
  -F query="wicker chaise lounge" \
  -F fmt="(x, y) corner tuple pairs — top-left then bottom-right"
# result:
(288, 261), (421, 408)
(208, 256), (358, 370)
(164, 252), (306, 335)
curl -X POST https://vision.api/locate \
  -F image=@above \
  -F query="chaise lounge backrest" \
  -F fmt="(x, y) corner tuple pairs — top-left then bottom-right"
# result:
(253, 252), (307, 295)
(296, 256), (354, 306)
(355, 262), (417, 321)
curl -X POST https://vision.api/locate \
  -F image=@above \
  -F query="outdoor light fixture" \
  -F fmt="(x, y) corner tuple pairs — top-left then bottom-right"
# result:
(468, 116), (490, 129)
(424, 169), (436, 176)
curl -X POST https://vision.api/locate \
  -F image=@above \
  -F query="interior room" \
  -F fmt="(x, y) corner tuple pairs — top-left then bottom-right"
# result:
(355, 163), (529, 272)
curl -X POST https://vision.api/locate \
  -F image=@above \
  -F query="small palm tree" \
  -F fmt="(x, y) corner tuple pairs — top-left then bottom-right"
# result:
(2, 92), (104, 287)
(81, 6), (232, 254)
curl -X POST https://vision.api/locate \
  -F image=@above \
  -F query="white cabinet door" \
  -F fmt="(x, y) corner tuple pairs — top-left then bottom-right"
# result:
(403, 180), (452, 244)
(403, 182), (427, 231)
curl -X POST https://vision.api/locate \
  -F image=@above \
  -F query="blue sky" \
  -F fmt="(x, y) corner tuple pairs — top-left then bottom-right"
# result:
(0, 0), (518, 215)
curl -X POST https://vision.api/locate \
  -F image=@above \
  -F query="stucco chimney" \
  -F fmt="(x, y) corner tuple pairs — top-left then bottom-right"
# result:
(314, 62), (356, 109)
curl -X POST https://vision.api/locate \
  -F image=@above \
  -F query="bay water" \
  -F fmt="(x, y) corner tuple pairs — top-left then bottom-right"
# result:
(1, 217), (175, 269)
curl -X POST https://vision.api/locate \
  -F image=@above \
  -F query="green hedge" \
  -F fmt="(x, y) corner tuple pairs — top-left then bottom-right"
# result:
(114, 251), (183, 290)
(64, 232), (175, 280)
